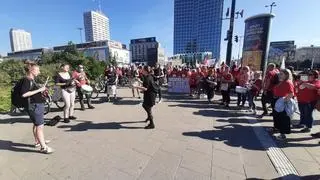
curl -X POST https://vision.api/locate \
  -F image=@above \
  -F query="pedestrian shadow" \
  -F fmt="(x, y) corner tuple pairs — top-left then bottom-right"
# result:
(58, 120), (146, 131)
(247, 173), (320, 180)
(0, 117), (31, 124)
(0, 140), (38, 153)
(183, 124), (265, 151)
(193, 109), (247, 118)
(216, 118), (272, 124)
(113, 99), (141, 106)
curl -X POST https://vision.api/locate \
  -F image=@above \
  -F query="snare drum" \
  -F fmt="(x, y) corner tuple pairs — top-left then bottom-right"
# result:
(81, 85), (93, 94)
(107, 85), (117, 95)
(235, 86), (248, 94)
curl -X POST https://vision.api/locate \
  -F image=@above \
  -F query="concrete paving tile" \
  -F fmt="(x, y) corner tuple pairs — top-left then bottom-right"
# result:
(212, 149), (244, 174)
(186, 137), (213, 155)
(138, 150), (181, 180)
(180, 149), (212, 176)
(282, 147), (315, 162)
(160, 138), (187, 156)
(22, 171), (57, 180)
(211, 166), (246, 180)
(290, 159), (320, 176)
(0, 168), (20, 180)
(244, 164), (278, 179)
(149, 129), (170, 142)
(132, 138), (163, 156)
(212, 141), (239, 155)
(174, 167), (210, 180)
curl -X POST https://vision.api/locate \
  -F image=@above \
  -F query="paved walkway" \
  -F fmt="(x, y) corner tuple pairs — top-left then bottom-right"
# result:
(0, 88), (319, 180)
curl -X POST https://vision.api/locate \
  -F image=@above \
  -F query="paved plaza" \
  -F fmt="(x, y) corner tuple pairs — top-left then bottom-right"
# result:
(1, 88), (320, 180)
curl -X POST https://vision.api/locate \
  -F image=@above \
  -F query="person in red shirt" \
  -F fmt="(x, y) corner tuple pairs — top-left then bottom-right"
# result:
(72, 65), (95, 110)
(247, 71), (262, 114)
(220, 66), (233, 107)
(189, 69), (198, 96)
(260, 63), (279, 117)
(237, 66), (251, 107)
(271, 69), (295, 140)
(296, 70), (320, 132)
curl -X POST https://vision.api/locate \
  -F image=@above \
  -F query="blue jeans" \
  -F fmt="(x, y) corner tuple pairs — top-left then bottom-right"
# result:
(237, 93), (247, 106)
(298, 102), (316, 128)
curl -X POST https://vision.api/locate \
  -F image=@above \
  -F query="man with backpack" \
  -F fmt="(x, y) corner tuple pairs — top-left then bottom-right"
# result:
(260, 63), (279, 117)
(12, 61), (54, 154)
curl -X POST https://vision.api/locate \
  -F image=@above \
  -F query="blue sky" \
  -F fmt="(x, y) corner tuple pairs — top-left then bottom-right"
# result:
(1, 0), (319, 60)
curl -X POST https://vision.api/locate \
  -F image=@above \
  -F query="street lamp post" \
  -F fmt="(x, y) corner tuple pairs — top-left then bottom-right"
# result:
(311, 45), (315, 69)
(265, 2), (276, 14)
(77, 27), (83, 43)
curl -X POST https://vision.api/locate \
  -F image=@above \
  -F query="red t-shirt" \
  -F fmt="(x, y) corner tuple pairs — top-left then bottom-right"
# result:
(264, 70), (278, 91)
(222, 73), (233, 81)
(72, 71), (87, 87)
(251, 79), (262, 96)
(189, 72), (198, 86)
(273, 80), (295, 97)
(297, 80), (320, 103)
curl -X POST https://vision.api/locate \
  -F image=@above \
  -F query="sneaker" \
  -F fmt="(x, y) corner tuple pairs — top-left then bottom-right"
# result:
(300, 128), (311, 133)
(158, 100), (162, 104)
(80, 107), (85, 111)
(69, 116), (77, 120)
(292, 124), (305, 129)
(88, 105), (95, 109)
(35, 140), (51, 148)
(276, 134), (286, 141)
(311, 132), (320, 138)
(40, 146), (54, 154)
(266, 127), (279, 134)
(64, 118), (70, 123)
(144, 124), (155, 129)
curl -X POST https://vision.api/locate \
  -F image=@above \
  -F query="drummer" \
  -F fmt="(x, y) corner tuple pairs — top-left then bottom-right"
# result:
(72, 65), (95, 111)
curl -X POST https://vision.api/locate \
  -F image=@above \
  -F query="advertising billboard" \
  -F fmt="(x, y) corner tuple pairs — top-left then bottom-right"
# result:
(242, 14), (274, 72)
(268, 41), (295, 64)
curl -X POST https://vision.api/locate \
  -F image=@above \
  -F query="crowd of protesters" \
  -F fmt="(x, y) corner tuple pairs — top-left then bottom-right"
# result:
(16, 60), (320, 154)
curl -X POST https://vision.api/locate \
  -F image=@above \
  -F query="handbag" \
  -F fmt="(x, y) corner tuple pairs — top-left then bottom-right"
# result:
(221, 83), (229, 91)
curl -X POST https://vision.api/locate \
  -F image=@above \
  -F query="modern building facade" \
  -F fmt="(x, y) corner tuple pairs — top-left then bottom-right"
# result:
(7, 48), (51, 60)
(53, 40), (129, 65)
(295, 46), (320, 64)
(173, 0), (224, 59)
(83, 11), (110, 42)
(9, 28), (33, 52)
(130, 37), (165, 66)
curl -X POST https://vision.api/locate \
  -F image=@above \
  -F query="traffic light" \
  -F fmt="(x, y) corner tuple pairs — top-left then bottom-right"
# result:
(235, 35), (239, 43)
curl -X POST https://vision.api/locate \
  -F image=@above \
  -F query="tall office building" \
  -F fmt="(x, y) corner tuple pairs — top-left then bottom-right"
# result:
(9, 28), (33, 52)
(174, 0), (224, 59)
(83, 11), (110, 42)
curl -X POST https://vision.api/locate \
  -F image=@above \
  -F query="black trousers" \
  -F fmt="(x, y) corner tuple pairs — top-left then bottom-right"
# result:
(273, 110), (291, 134)
(221, 90), (230, 104)
(143, 104), (154, 125)
(77, 88), (91, 107)
(261, 91), (275, 113)
(206, 88), (214, 101)
(158, 88), (162, 100)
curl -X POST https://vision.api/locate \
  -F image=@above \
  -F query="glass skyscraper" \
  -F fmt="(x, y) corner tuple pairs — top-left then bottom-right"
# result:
(174, 0), (224, 59)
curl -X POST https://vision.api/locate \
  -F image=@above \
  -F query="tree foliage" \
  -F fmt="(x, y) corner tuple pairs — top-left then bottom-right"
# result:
(0, 42), (108, 85)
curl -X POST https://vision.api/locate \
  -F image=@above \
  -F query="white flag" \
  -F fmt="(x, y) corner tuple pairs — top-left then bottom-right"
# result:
(280, 56), (286, 69)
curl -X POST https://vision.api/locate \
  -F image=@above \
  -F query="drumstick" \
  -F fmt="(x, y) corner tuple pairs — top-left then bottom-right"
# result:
(44, 76), (49, 87)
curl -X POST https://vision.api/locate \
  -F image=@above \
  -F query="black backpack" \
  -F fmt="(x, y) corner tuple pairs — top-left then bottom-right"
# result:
(11, 78), (32, 108)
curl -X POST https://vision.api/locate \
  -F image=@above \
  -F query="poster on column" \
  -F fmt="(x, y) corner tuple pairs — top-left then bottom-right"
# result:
(168, 78), (190, 94)
(242, 14), (274, 72)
